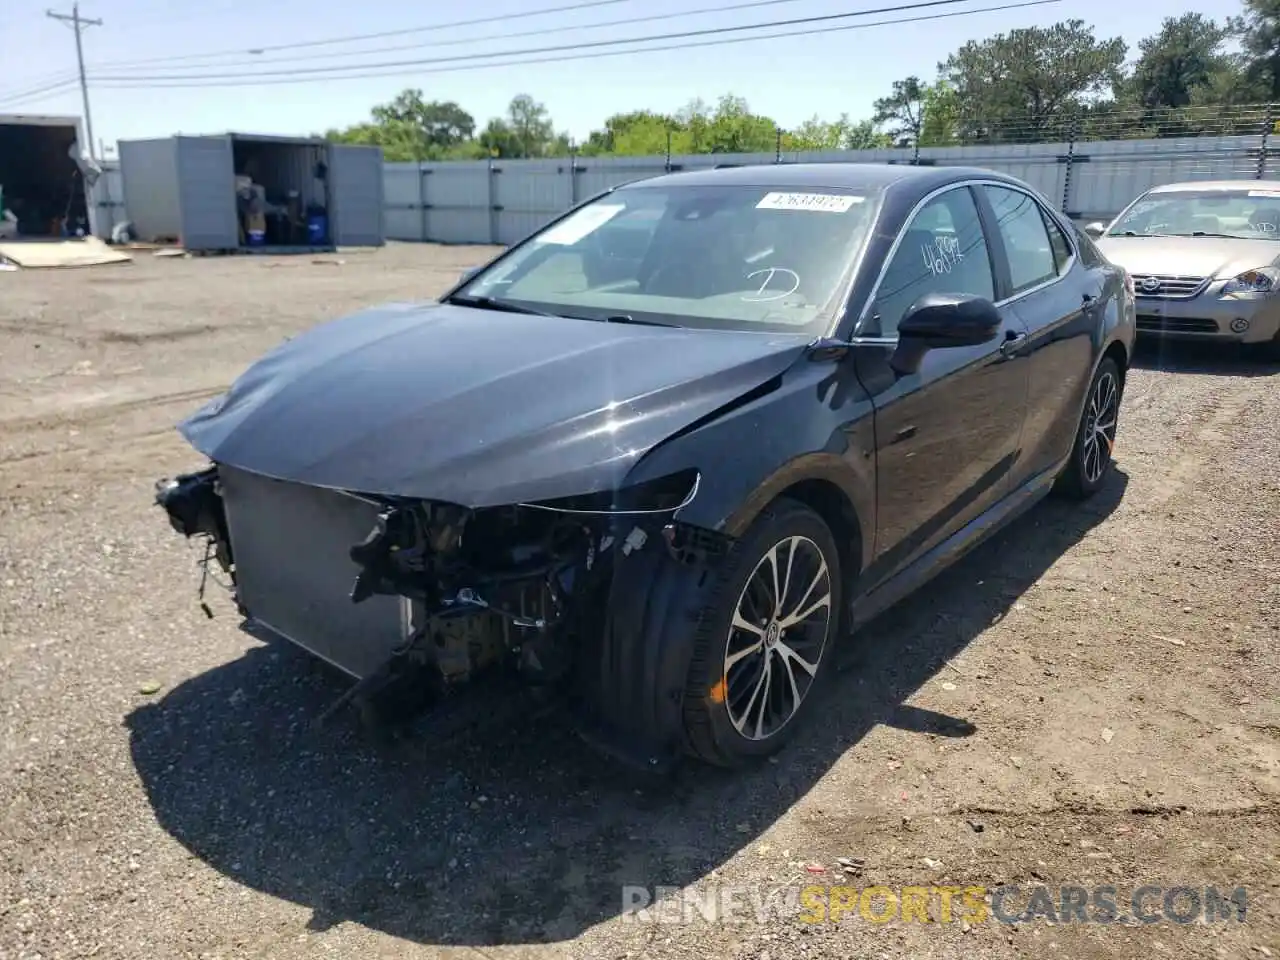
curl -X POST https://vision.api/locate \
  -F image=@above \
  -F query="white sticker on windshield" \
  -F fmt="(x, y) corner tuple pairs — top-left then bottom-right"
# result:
(1249, 190), (1280, 198)
(756, 192), (861, 213)
(538, 203), (626, 245)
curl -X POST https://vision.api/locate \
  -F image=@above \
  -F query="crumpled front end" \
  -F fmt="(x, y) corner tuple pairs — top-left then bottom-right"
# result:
(155, 460), (724, 767)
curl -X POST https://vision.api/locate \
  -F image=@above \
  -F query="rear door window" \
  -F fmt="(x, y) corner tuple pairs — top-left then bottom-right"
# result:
(982, 185), (1059, 295)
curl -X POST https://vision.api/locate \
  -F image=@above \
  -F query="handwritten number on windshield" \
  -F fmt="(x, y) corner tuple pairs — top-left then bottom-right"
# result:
(742, 267), (801, 302)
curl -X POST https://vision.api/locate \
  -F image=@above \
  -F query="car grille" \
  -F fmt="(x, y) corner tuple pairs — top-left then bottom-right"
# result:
(1136, 315), (1220, 334)
(219, 465), (410, 679)
(1130, 274), (1209, 300)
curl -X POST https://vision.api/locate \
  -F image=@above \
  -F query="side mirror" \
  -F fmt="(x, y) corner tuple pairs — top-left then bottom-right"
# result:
(898, 292), (1002, 347)
(1084, 222), (1106, 239)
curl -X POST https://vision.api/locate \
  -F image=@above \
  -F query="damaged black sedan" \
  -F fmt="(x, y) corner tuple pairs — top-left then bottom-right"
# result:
(155, 163), (1136, 770)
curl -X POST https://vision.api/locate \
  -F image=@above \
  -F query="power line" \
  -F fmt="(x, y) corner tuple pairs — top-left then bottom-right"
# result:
(83, 0), (640, 70)
(0, 70), (79, 100)
(46, 2), (102, 158)
(0, 75), (81, 108)
(0, 81), (83, 111)
(90, 0), (1047, 83)
(87, 0), (1060, 90)
(89, 0), (817, 76)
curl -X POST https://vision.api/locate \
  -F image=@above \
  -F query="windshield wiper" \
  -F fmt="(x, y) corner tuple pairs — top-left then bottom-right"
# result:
(602, 314), (677, 328)
(444, 293), (564, 317)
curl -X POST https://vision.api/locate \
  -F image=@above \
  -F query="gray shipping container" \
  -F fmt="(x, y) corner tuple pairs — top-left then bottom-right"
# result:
(117, 133), (384, 250)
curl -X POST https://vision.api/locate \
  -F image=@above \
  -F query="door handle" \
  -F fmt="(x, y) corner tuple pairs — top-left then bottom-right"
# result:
(999, 331), (1027, 356)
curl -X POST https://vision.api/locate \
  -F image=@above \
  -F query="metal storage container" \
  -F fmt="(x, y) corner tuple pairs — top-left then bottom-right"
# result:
(117, 133), (384, 251)
(0, 113), (100, 238)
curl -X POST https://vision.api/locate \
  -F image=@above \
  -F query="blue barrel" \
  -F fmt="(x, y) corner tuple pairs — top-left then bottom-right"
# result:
(307, 213), (328, 245)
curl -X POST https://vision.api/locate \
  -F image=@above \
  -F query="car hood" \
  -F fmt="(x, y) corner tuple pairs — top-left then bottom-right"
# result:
(178, 302), (810, 506)
(1095, 235), (1280, 279)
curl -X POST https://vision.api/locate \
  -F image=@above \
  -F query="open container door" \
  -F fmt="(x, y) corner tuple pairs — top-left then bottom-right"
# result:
(176, 136), (239, 251)
(328, 144), (385, 247)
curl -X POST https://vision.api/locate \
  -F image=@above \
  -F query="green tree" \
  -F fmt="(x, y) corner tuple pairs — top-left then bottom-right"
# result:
(581, 110), (675, 156)
(1231, 0), (1280, 100)
(844, 118), (892, 150)
(918, 81), (960, 146)
(1128, 14), (1228, 110)
(940, 19), (1127, 142)
(675, 98), (713, 153)
(704, 94), (778, 153)
(370, 90), (476, 148)
(783, 115), (890, 151)
(505, 94), (556, 157)
(326, 89), (478, 160)
(873, 76), (927, 146)
(785, 114), (852, 151)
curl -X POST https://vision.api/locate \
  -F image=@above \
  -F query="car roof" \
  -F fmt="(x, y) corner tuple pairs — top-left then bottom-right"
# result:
(1147, 180), (1275, 193)
(618, 162), (1022, 194)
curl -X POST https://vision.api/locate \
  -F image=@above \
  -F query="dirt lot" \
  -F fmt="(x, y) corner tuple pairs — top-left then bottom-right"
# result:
(1, 245), (1277, 960)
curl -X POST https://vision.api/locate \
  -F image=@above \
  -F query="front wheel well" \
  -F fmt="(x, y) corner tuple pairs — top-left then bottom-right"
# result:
(773, 479), (862, 624)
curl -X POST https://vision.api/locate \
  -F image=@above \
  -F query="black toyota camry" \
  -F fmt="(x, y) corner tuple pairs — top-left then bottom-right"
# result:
(155, 162), (1136, 770)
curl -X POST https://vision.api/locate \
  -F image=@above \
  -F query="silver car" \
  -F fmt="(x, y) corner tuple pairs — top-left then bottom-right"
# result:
(1086, 180), (1280, 358)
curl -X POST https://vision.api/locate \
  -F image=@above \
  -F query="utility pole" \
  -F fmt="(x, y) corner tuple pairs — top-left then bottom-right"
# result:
(47, 3), (102, 160)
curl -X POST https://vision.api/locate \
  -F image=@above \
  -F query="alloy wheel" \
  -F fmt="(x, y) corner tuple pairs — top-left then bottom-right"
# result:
(1081, 371), (1119, 485)
(723, 535), (833, 741)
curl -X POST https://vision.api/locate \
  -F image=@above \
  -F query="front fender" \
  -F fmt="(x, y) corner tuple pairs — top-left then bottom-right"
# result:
(575, 357), (878, 767)
(625, 357), (877, 568)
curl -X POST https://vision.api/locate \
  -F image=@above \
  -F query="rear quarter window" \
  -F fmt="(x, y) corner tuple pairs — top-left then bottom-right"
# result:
(1071, 223), (1108, 267)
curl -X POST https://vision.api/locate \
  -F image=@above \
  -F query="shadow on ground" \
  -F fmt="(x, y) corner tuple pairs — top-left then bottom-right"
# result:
(1131, 337), (1279, 377)
(126, 471), (1128, 946)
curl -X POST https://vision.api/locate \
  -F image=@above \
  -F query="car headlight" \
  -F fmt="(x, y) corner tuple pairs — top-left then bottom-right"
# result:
(1220, 267), (1280, 298)
(520, 469), (700, 515)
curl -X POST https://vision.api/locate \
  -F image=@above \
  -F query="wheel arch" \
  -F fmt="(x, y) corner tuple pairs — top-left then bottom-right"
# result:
(574, 464), (871, 768)
(1101, 338), (1129, 391)
(768, 478), (864, 629)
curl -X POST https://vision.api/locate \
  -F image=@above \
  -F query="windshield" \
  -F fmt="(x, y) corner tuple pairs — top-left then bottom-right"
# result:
(453, 183), (876, 334)
(1107, 187), (1280, 240)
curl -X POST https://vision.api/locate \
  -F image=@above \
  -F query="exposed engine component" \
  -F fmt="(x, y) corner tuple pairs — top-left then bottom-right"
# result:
(154, 463), (705, 728)
(155, 468), (227, 544)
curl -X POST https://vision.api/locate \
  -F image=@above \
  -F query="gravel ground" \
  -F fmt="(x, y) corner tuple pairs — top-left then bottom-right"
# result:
(1, 244), (1277, 960)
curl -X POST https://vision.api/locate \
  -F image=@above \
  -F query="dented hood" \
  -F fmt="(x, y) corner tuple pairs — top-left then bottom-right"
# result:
(178, 302), (809, 506)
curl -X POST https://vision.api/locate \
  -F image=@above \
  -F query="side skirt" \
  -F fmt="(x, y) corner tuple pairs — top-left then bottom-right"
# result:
(846, 458), (1067, 637)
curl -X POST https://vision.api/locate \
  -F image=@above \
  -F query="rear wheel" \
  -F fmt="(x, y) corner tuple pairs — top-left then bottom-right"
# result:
(682, 498), (841, 766)
(1056, 357), (1122, 499)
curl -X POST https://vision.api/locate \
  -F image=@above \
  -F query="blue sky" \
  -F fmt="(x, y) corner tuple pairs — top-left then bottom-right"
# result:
(2, 0), (1244, 153)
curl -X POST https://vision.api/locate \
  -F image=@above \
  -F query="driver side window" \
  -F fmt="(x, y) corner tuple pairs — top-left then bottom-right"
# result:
(871, 187), (995, 336)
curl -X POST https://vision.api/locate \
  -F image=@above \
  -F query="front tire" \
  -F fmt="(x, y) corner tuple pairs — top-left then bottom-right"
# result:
(1057, 356), (1122, 499)
(682, 498), (842, 767)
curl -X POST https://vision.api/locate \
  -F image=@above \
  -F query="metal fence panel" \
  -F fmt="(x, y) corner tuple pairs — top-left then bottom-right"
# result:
(575, 159), (667, 197)
(383, 162), (424, 241)
(1071, 135), (1266, 220)
(423, 162), (491, 244)
(382, 134), (1269, 245)
(494, 158), (574, 246)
